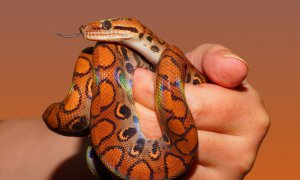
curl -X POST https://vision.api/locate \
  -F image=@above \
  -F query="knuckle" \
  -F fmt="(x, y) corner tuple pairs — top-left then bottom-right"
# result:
(189, 97), (205, 119)
(257, 109), (271, 134)
(231, 141), (256, 175)
(236, 153), (255, 175)
(187, 92), (206, 122)
(250, 88), (271, 132)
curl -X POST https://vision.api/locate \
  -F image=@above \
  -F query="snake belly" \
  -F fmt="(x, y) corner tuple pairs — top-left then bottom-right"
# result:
(43, 18), (206, 180)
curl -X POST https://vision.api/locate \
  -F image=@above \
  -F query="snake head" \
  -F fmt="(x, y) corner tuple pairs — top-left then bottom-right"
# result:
(80, 17), (144, 42)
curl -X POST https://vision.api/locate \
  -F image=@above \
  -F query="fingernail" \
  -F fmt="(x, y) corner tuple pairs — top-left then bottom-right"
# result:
(223, 52), (248, 69)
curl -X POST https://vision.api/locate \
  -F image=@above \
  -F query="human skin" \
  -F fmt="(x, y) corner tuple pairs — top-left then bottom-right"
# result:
(0, 44), (270, 180)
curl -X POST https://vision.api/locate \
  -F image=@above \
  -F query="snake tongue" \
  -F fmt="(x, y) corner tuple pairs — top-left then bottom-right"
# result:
(56, 32), (83, 38)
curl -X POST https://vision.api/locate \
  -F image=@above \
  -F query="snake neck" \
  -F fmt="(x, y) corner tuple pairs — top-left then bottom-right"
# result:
(123, 28), (168, 65)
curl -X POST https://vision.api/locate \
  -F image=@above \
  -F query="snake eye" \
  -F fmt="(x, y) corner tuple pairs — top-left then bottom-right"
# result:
(102, 20), (112, 30)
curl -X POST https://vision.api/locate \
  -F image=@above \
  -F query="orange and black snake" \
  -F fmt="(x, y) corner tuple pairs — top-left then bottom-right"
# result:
(43, 17), (206, 179)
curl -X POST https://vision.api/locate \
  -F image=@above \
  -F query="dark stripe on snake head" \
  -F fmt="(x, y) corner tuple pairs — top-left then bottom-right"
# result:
(114, 26), (138, 33)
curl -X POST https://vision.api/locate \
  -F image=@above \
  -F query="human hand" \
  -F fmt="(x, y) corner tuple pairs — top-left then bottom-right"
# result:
(133, 44), (270, 179)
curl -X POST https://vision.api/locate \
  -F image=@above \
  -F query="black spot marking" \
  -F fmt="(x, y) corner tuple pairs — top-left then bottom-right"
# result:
(121, 46), (129, 61)
(192, 78), (201, 85)
(146, 35), (153, 42)
(149, 140), (161, 161)
(193, 74), (204, 85)
(114, 103), (131, 120)
(102, 20), (112, 30)
(126, 63), (134, 74)
(161, 74), (169, 80)
(114, 26), (138, 33)
(169, 56), (181, 69)
(114, 67), (123, 88)
(117, 127), (137, 142)
(163, 134), (169, 142)
(186, 73), (191, 83)
(171, 93), (181, 101)
(150, 45), (160, 53)
(119, 105), (131, 118)
(54, 116), (89, 136)
(152, 141), (159, 154)
(72, 116), (89, 130)
(129, 138), (145, 157)
(163, 134), (171, 146)
(135, 138), (145, 151)
(82, 47), (94, 55)
(139, 33), (144, 39)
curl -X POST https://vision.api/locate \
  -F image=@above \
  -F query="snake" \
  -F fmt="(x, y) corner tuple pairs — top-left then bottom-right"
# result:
(43, 17), (206, 180)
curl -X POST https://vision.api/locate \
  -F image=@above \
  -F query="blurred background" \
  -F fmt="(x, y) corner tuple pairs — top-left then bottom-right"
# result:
(0, 0), (299, 179)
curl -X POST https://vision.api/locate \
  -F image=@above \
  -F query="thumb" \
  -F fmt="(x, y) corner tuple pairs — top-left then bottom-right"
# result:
(186, 44), (248, 88)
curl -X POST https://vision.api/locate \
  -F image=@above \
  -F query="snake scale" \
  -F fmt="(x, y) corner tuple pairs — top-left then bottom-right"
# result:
(43, 17), (206, 179)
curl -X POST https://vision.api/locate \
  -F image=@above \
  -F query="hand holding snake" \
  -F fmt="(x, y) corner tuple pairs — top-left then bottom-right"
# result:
(0, 41), (269, 180)
(42, 18), (269, 179)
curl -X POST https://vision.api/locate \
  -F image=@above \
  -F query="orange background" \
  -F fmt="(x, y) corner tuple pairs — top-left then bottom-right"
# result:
(0, 0), (299, 179)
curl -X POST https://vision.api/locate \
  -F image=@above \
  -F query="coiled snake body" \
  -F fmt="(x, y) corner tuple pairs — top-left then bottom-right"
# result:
(43, 18), (206, 179)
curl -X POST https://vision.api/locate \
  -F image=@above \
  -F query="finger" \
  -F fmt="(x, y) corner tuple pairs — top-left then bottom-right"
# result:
(133, 68), (259, 135)
(196, 130), (252, 179)
(186, 44), (248, 88)
(133, 68), (155, 109)
(134, 101), (162, 139)
(196, 130), (245, 167)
